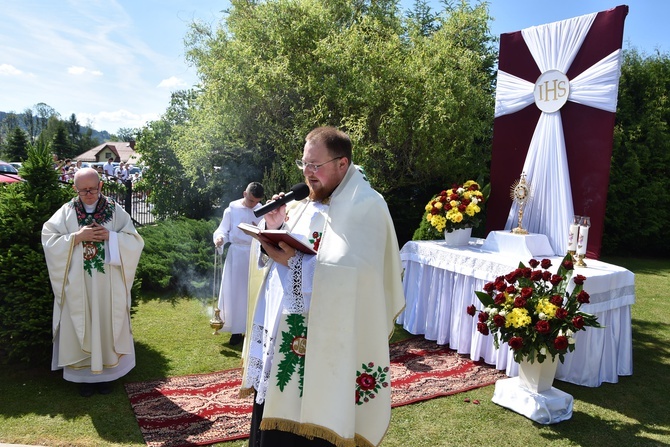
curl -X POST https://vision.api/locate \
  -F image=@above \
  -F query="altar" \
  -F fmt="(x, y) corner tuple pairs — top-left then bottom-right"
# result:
(397, 238), (635, 387)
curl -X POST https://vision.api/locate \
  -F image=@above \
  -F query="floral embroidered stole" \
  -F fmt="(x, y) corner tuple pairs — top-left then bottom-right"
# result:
(70, 196), (115, 276)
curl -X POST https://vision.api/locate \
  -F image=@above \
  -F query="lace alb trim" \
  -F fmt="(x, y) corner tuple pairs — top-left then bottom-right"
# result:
(284, 252), (306, 314)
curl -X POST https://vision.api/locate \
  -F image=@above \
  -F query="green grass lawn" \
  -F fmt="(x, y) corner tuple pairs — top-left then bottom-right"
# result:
(0, 257), (668, 447)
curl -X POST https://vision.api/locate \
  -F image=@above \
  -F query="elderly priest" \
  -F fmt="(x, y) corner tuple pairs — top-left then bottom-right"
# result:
(42, 167), (144, 397)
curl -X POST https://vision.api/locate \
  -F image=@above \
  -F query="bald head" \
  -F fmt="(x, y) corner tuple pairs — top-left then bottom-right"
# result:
(73, 167), (100, 188)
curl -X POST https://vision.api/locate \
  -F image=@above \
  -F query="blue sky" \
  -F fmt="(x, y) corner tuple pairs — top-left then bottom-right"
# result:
(0, 1), (667, 134)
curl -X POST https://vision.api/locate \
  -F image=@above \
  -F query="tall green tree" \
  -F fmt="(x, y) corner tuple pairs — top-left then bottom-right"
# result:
(22, 108), (36, 143)
(4, 127), (29, 161)
(604, 48), (670, 256)
(0, 112), (21, 148)
(51, 123), (72, 159)
(135, 90), (221, 219)
(67, 113), (81, 152)
(0, 140), (73, 364)
(34, 102), (59, 138)
(180, 0), (496, 240)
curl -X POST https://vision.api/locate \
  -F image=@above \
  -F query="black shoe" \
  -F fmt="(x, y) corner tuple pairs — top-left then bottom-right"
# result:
(78, 383), (95, 397)
(97, 381), (114, 395)
(228, 333), (244, 346)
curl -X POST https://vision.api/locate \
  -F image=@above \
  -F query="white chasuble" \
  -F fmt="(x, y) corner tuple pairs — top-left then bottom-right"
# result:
(241, 165), (406, 447)
(42, 196), (144, 382)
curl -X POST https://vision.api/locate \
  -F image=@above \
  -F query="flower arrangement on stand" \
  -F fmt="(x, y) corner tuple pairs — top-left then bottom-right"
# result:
(421, 180), (485, 239)
(467, 254), (601, 365)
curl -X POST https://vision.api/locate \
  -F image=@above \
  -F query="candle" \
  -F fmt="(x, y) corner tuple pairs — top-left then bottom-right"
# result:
(568, 223), (579, 252)
(567, 215), (580, 252)
(576, 224), (589, 256)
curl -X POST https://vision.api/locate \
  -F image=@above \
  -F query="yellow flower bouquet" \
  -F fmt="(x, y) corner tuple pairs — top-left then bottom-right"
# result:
(424, 180), (485, 234)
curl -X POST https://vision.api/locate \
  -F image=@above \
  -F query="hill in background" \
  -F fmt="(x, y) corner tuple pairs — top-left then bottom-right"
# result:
(0, 110), (112, 142)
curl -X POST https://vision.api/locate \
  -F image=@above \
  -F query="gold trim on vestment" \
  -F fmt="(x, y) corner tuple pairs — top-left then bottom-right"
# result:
(259, 418), (376, 447)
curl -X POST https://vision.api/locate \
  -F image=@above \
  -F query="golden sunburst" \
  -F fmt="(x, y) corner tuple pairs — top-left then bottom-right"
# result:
(510, 174), (531, 204)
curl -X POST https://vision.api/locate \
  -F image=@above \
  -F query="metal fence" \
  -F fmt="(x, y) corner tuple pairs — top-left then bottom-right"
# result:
(102, 181), (155, 226)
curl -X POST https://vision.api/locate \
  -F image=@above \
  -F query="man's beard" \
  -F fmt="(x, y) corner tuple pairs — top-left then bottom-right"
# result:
(307, 181), (333, 202)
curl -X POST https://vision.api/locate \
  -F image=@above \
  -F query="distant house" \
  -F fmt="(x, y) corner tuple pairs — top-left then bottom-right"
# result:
(76, 141), (141, 165)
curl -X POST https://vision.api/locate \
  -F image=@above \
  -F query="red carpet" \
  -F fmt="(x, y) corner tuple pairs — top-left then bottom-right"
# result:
(125, 337), (505, 447)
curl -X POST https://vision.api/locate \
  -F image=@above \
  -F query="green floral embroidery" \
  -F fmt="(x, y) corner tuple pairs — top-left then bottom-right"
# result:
(82, 242), (105, 275)
(355, 362), (389, 405)
(70, 196), (115, 276)
(276, 314), (307, 396)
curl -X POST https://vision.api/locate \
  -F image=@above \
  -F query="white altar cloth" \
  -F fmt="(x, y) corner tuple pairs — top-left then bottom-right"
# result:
(398, 239), (635, 387)
(481, 230), (555, 258)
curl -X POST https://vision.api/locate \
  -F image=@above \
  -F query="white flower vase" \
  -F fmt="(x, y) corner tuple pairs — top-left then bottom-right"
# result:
(518, 357), (559, 393)
(443, 227), (472, 246)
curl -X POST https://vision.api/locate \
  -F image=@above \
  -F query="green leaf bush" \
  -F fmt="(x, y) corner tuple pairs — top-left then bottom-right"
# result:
(136, 217), (219, 297)
(0, 141), (73, 365)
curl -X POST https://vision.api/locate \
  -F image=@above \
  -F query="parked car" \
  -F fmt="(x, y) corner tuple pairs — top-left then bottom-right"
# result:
(0, 161), (22, 183)
(9, 161), (22, 171)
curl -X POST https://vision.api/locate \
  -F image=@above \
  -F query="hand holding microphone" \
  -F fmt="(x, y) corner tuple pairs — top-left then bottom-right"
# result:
(254, 183), (310, 219)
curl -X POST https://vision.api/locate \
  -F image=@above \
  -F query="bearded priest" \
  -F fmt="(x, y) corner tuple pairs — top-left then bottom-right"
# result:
(42, 167), (144, 397)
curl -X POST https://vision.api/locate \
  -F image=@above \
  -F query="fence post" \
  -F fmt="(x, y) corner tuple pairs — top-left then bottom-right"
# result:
(125, 180), (132, 215)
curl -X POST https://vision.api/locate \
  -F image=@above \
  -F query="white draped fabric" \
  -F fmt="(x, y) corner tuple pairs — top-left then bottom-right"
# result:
(494, 12), (623, 255)
(397, 240), (635, 387)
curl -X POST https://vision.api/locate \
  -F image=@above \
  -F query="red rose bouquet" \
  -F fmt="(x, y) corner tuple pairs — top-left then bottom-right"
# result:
(467, 254), (601, 364)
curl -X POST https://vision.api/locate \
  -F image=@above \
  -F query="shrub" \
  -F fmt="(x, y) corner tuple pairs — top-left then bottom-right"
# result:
(136, 217), (219, 297)
(0, 141), (73, 365)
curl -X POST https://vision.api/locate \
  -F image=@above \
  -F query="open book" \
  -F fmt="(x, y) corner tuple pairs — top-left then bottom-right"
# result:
(237, 222), (317, 255)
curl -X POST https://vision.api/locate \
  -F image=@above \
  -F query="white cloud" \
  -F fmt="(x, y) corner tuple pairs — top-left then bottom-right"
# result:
(157, 76), (188, 89)
(0, 63), (23, 76)
(68, 66), (86, 75)
(78, 109), (161, 132)
(68, 66), (103, 76)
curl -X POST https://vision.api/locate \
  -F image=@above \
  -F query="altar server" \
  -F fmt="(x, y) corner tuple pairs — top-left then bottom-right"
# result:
(213, 181), (264, 345)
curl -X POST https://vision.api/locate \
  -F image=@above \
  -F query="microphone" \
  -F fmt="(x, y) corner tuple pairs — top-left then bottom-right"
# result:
(254, 182), (310, 218)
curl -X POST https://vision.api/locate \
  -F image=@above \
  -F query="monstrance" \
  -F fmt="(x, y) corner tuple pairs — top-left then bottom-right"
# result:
(510, 173), (530, 235)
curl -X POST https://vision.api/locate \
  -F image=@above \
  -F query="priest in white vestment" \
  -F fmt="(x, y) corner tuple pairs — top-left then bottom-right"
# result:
(42, 168), (144, 396)
(240, 127), (406, 447)
(213, 181), (264, 345)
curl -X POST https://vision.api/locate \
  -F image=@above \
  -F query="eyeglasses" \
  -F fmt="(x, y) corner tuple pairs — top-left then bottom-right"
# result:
(295, 157), (343, 173)
(76, 188), (99, 196)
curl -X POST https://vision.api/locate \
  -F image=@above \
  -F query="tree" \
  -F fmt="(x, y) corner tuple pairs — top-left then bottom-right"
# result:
(22, 108), (36, 143)
(114, 127), (137, 142)
(182, 0), (496, 241)
(51, 123), (72, 160)
(604, 48), (670, 255)
(0, 112), (21, 149)
(34, 102), (59, 137)
(4, 127), (29, 161)
(0, 140), (73, 364)
(67, 113), (81, 151)
(78, 123), (100, 154)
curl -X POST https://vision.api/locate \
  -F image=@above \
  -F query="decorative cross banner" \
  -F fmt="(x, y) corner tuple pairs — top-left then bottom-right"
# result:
(485, 5), (628, 259)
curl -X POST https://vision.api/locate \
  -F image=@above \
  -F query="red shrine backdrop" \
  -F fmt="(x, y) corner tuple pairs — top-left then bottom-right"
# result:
(486, 5), (628, 259)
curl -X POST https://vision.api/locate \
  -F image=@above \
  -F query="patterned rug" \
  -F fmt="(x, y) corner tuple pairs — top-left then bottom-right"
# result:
(125, 337), (506, 447)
